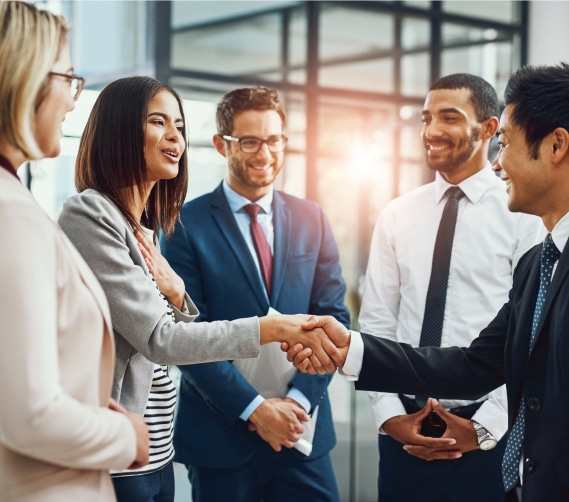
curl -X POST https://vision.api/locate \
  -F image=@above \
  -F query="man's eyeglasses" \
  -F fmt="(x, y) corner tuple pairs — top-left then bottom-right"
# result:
(222, 135), (288, 154)
(49, 72), (85, 101)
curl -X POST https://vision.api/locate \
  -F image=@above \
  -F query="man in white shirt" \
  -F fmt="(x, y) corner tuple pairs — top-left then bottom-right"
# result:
(289, 62), (569, 502)
(358, 73), (542, 501)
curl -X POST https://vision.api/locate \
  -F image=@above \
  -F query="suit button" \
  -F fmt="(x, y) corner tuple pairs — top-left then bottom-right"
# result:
(526, 397), (540, 412)
(525, 458), (536, 473)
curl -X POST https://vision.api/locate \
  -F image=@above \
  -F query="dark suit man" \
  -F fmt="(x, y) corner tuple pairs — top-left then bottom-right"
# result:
(162, 87), (349, 502)
(290, 63), (569, 502)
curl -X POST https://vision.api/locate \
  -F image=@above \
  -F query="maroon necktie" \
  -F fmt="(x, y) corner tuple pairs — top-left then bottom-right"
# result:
(243, 203), (272, 296)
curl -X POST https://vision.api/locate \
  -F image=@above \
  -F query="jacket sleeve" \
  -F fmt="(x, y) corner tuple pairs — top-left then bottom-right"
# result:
(355, 299), (509, 398)
(58, 192), (260, 366)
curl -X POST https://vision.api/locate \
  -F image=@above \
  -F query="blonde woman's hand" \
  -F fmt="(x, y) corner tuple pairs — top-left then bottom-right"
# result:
(135, 229), (185, 310)
(108, 399), (149, 469)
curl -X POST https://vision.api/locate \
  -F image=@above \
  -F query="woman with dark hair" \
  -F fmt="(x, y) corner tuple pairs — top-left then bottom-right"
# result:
(0, 3), (148, 500)
(58, 76), (338, 501)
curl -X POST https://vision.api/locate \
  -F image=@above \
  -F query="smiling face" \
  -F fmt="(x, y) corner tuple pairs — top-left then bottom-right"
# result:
(214, 109), (284, 201)
(495, 104), (551, 218)
(421, 88), (489, 184)
(144, 90), (186, 184)
(34, 41), (75, 158)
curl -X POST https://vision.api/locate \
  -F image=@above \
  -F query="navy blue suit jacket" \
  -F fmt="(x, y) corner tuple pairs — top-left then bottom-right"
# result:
(161, 183), (350, 468)
(354, 240), (569, 502)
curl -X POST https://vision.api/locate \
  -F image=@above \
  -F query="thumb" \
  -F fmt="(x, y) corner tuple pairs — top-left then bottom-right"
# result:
(108, 398), (127, 414)
(430, 398), (451, 419)
(414, 400), (435, 420)
(301, 315), (321, 330)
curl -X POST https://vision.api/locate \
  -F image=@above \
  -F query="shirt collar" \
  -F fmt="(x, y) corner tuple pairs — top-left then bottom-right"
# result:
(222, 178), (274, 215)
(550, 211), (569, 255)
(434, 163), (497, 205)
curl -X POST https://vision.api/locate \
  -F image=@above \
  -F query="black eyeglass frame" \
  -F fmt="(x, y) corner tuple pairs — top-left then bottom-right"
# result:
(221, 134), (288, 154)
(49, 71), (85, 101)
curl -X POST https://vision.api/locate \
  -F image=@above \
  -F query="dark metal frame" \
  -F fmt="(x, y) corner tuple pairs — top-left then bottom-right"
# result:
(153, 1), (527, 205)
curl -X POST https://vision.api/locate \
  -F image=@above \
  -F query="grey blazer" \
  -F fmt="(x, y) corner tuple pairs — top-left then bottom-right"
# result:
(58, 189), (260, 415)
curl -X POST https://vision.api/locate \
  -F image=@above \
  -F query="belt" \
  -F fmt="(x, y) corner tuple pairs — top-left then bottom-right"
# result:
(399, 394), (484, 438)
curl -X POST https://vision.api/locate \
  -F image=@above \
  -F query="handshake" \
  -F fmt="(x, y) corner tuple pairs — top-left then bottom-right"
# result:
(259, 314), (352, 374)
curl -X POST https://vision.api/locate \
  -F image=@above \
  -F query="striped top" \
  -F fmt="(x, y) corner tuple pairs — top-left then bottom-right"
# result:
(111, 366), (176, 477)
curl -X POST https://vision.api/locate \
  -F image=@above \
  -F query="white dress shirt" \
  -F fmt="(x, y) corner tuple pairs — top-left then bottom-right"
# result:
(358, 165), (544, 439)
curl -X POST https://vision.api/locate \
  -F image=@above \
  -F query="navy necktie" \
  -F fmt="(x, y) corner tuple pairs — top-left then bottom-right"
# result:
(502, 234), (560, 491)
(243, 203), (273, 296)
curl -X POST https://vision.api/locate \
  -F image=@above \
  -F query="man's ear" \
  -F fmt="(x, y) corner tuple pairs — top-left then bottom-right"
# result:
(481, 116), (499, 139)
(212, 134), (227, 157)
(550, 127), (569, 164)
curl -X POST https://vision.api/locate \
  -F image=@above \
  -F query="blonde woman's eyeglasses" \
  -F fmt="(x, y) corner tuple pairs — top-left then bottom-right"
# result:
(49, 72), (85, 101)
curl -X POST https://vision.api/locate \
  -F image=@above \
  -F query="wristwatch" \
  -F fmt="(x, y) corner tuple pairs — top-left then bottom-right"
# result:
(472, 420), (498, 450)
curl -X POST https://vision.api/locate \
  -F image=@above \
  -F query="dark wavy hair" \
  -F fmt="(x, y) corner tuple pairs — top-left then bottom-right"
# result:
(75, 76), (188, 237)
(504, 62), (569, 159)
(430, 73), (499, 123)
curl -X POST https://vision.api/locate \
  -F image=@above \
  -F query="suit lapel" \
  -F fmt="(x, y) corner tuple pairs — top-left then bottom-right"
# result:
(210, 184), (268, 311)
(270, 192), (291, 307)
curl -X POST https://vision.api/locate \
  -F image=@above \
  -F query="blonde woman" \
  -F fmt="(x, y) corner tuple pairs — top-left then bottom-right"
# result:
(0, 2), (149, 501)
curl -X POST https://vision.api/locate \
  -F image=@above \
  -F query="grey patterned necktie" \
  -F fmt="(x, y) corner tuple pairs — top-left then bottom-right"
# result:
(502, 234), (560, 491)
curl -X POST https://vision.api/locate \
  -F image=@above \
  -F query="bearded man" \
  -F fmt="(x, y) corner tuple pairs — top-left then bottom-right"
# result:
(359, 74), (542, 502)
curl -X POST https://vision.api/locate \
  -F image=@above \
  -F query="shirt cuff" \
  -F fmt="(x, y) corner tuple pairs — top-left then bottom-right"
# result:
(340, 331), (363, 380)
(286, 387), (311, 414)
(239, 395), (265, 421)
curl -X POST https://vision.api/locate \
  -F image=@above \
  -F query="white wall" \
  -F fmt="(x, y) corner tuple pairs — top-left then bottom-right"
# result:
(528, 1), (569, 65)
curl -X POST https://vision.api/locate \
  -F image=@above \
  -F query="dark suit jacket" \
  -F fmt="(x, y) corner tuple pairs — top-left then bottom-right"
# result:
(354, 240), (569, 502)
(161, 183), (350, 468)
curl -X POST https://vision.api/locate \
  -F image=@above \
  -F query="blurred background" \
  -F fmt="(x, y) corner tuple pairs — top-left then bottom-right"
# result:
(25, 2), (569, 500)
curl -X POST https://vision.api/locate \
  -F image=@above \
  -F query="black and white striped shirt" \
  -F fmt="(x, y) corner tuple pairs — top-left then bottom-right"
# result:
(111, 366), (176, 478)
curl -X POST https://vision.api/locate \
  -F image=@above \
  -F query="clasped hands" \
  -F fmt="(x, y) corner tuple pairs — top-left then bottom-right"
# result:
(247, 397), (309, 452)
(272, 315), (351, 375)
(383, 398), (479, 461)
